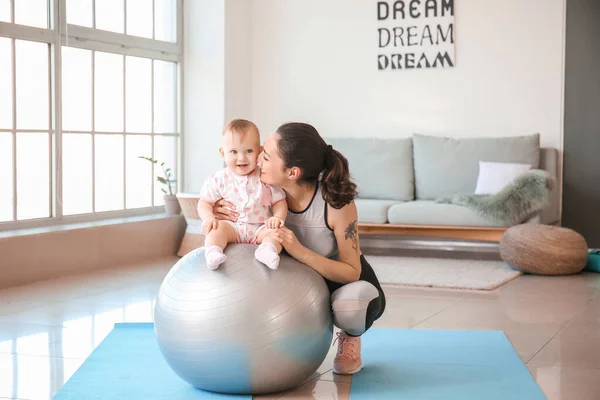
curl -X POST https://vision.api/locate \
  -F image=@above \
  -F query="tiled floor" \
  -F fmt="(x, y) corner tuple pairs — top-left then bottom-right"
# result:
(1, 255), (599, 399)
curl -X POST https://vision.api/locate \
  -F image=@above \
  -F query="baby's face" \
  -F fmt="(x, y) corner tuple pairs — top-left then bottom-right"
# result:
(220, 130), (261, 176)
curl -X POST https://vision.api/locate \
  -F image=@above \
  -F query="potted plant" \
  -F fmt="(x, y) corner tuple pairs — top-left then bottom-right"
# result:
(139, 156), (181, 215)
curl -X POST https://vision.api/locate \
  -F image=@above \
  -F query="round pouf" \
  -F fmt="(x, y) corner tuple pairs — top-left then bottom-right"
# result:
(154, 244), (333, 395)
(500, 224), (588, 275)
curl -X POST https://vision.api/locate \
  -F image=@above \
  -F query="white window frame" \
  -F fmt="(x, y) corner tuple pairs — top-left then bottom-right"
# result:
(0, 0), (184, 231)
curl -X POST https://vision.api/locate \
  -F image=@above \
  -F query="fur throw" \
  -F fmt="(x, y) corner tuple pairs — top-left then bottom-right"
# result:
(436, 170), (556, 225)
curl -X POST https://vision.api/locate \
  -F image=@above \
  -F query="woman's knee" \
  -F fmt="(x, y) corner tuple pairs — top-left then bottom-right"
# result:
(330, 281), (382, 336)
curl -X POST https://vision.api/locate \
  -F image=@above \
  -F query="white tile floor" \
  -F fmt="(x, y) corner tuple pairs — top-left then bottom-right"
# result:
(1, 255), (600, 399)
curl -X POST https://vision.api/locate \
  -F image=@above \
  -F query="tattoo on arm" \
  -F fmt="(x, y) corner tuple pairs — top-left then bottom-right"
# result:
(344, 220), (358, 252)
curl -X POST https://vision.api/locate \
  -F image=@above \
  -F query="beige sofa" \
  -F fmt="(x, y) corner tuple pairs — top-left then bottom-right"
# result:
(327, 133), (559, 242)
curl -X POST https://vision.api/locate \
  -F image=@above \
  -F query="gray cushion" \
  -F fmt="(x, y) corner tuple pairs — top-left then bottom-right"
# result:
(412, 133), (540, 200)
(326, 137), (414, 201)
(355, 199), (399, 224)
(539, 148), (559, 224)
(387, 201), (511, 227)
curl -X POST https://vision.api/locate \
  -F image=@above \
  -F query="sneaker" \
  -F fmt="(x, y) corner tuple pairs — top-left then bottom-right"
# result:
(333, 331), (362, 375)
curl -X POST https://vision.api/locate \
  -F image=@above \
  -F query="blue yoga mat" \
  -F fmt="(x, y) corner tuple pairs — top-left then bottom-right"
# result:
(53, 323), (250, 400)
(55, 323), (546, 399)
(350, 328), (546, 400)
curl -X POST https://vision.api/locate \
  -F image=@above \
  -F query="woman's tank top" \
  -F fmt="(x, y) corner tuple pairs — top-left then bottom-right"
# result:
(285, 184), (338, 259)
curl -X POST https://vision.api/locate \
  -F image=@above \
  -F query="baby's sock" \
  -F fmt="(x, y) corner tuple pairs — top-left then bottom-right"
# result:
(255, 242), (280, 270)
(205, 245), (227, 270)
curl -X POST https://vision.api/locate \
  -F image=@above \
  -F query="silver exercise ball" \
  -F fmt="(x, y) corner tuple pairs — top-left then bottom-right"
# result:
(154, 244), (333, 395)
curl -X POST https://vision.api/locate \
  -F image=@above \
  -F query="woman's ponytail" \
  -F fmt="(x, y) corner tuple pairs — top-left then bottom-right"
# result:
(321, 146), (357, 209)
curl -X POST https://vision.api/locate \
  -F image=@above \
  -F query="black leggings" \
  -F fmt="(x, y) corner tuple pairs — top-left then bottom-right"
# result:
(325, 255), (386, 336)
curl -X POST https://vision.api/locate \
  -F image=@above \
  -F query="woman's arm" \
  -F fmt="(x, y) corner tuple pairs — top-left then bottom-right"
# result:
(325, 201), (362, 282)
(273, 201), (361, 284)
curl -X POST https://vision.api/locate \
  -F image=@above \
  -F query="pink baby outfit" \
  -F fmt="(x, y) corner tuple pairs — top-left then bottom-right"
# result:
(200, 168), (286, 243)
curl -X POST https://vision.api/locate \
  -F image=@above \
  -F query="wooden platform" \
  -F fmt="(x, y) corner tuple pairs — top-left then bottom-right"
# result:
(358, 223), (507, 243)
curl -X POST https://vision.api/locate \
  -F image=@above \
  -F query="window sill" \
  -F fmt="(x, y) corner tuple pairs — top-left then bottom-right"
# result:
(0, 213), (186, 290)
(0, 212), (178, 239)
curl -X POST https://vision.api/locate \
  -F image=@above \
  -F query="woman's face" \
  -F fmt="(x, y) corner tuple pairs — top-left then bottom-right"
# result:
(259, 133), (288, 186)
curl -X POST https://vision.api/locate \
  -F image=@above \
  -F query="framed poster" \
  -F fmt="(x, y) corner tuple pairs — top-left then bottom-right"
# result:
(377, 0), (455, 70)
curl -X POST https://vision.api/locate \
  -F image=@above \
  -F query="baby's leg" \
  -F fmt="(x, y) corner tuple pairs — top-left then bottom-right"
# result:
(204, 221), (238, 270)
(254, 228), (283, 270)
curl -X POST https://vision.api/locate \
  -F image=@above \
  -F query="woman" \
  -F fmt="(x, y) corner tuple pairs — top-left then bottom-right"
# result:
(212, 122), (386, 375)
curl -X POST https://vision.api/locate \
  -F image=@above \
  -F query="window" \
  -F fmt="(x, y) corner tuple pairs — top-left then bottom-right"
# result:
(0, 0), (182, 230)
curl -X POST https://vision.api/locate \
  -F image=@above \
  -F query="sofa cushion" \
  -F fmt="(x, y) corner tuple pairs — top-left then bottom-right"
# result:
(474, 161), (532, 195)
(355, 199), (399, 224)
(387, 201), (511, 227)
(539, 148), (559, 224)
(412, 133), (540, 200)
(326, 137), (414, 201)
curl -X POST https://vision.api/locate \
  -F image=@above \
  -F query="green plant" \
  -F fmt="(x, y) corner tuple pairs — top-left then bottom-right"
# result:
(139, 156), (177, 195)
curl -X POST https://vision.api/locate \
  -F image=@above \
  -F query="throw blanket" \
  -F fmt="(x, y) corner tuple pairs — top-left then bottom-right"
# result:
(436, 170), (555, 225)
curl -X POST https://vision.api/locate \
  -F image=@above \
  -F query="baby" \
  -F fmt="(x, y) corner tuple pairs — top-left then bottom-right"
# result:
(197, 119), (287, 270)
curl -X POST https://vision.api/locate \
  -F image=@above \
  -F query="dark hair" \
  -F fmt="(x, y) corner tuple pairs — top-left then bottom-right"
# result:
(275, 122), (357, 209)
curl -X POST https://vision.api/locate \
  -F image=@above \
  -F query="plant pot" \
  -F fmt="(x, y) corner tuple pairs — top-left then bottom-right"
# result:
(164, 194), (181, 215)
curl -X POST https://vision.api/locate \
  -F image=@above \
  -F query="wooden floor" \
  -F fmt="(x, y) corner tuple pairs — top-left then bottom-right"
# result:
(358, 223), (507, 243)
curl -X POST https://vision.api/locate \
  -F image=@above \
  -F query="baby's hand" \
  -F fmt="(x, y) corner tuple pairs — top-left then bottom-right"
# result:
(202, 217), (218, 234)
(266, 216), (285, 229)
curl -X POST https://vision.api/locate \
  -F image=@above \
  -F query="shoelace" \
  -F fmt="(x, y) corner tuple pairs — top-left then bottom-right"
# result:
(332, 332), (357, 359)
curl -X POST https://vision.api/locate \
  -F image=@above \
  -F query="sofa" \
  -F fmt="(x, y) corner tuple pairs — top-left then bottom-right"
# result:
(326, 133), (559, 242)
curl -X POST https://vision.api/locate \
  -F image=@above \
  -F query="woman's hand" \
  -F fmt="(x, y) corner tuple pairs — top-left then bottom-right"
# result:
(212, 199), (239, 222)
(273, 226), (305, 259)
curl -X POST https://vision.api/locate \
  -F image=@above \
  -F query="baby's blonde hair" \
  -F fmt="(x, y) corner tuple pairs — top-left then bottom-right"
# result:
(223, 119), (260, 143)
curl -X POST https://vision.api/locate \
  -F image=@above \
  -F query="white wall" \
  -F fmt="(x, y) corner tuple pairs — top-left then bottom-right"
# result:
(183, 0), (254, 192)
(224, 0), (253, 122)
(250, 0), (566, 149)
(183, 0), (225, 192)
(184, 0), (566, 191)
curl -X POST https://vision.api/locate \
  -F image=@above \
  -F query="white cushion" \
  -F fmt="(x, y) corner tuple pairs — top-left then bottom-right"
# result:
(475, 161), (532, 195)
